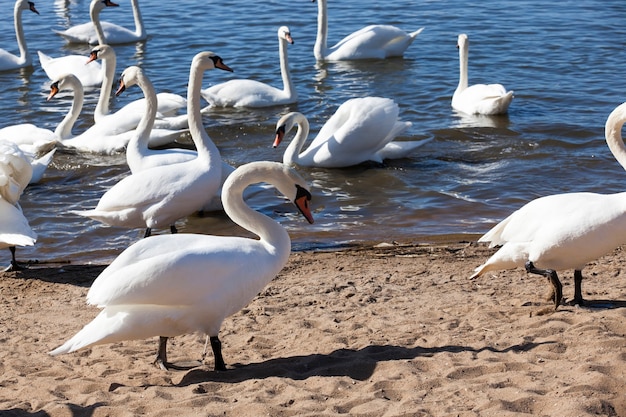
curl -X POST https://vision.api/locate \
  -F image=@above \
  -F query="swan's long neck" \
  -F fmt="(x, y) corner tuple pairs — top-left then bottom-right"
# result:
(126, 72), (157, 173)
(188, 60), (221, 166)
(130, 0), (146, 39)
(13, 2), (30, 66)
(283, 114), (310, 166)
(605, 102), (626, 171)
(222, 163), (291, 252)
(90, 3), (106, 45)
(279, 36), (295, 99)
(94, 50), (116, 123)
(456, 38), (469, 94)
(314, 0), (328, 60)
(54, 77), (84, 140)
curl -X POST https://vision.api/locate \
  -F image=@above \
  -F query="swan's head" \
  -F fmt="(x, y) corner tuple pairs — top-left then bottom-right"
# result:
(278, 26), (294, 45)
(86, 44), (114, 65)
(47, 73), (81, 101)
(18, 1), (39, 14)
(273, 112), (307, 148)
(115, 66), (143, 97)
(457, 33), (468, 49)
(192, 51), (234, 73)
(272, 163), (314, 225)
(91, 0), (119, 13)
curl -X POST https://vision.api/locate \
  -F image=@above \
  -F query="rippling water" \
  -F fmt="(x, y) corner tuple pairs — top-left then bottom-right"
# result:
(1, 0), (626, 265)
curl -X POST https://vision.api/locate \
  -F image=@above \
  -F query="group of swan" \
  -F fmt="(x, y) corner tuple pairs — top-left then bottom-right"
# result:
(0, 142), (37, 271)
(470, 101), (626, 309)
(50, 160), (314, 370)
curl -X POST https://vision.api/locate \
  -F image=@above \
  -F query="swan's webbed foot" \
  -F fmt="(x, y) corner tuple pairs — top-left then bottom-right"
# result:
(210, 335), (226, 371)
(5, 247), (25, 271)
(525, 261), (563, 310)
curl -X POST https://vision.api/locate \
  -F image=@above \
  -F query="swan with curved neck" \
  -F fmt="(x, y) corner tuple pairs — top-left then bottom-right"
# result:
(312, 0), (423, 61)
(49, 160), (314, 371)
(470, 102), (626, 309)
(273, 97), (430, 168)
(0, 0), (39, 71)
(202, 26), (296, 108)
(73, 52), (231, 236)
(54, 0), (146, 45)
(452, 33), (514, 116)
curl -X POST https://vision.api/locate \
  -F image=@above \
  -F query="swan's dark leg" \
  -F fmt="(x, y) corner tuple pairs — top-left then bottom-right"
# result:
(170, 225), (178, 234)
(573, 269), (585, 306)
(525, 261), (563, 309)
(4, 247), (22, 272)
(144, 228), (152, 238)
(154, 336), (170, 370)
(210, 335), (226, 371)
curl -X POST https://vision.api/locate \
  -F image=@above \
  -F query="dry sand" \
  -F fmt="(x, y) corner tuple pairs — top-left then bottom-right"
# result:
(0, 239), (625, 417)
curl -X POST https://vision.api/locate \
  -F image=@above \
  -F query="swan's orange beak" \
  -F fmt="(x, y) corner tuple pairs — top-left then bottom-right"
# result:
(285, 33), (294, 45)
(115, 79), (126, 97)
(273, 125), (285, 148)
(294, 185), (314, 224)
(86, 50), (98, 65)
(47, 82), (59, 101)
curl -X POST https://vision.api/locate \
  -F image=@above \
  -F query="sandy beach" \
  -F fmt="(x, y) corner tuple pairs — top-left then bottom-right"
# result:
(0, 239), (625, 417)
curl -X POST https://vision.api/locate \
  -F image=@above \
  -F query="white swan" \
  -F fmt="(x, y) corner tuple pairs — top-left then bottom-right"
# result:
(37, 49), (104, 87)
(470, 101), (626, 309)
(88, 44), (187, 131)
(54, 0), (146, 45)
(452, 33), (514, 116)
(49, 160), (314, 370)
(202, 26), (297, 108)
(0, 0), (39, 71)
(273, 97), (430, 168)
(72, 52), (230, 235)
(0, 142), (36, 271)
(312, 0), (423, 61)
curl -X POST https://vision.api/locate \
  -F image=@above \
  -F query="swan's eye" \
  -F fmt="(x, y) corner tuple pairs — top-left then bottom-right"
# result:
(295, 184), (312, 202)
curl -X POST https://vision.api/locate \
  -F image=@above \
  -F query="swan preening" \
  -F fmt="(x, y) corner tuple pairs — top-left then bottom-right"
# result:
(0, 0), (39, 72)
(73, 52), (231, 236)
(452, 33), (514, 115)
(201, 26), (296, 108)
(470, 101), (626, 309)
(273, 97), (430, 168)
(0, 141), (36, 271)
(54, 0), (147, 45)
(50, 161), (314, 371)
(313, 0), (423, 61)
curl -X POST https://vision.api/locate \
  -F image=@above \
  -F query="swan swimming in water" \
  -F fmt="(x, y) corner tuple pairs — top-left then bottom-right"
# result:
(202, 26), (296, 108)
(312, 0), (423, 61)
(73, 52), (231, 235)
(0, 0), (39, 71)
(470, 101), (626, 309)
(49, 160), (314, 371)
(273, 97), (430, 168)
(54, 0), (146, 45)
(452, 33), (514, 116)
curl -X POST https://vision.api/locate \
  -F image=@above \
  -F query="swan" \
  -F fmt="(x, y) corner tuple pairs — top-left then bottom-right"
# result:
(54, 0), (147, 45)
(470, 101), (626, 309)
(0, 0), (39, 71)
(452, 33), (514, 116)
(312, 0), (423, 61)
(201, 26), (297, 108)
(87, 44), (187, 131)
(72, 52), (230, 235)
(272, 97), (430, 168)
(37, 49), (104, 87)
(49, 160), (314, 370)
(0, 141), (36, 271)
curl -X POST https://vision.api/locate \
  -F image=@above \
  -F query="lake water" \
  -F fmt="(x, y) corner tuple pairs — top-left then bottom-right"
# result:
(1, 0), (626, 265)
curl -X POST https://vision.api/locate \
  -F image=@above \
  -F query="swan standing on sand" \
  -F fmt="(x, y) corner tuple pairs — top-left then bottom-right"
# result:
(452, 33), (514, 116)
(73, 52), (231, 236)
(273, 97), (430, 168)
(202, 26), (296, 108)
(470, 102), (626, 309)
(50, 161), (314, 371)
(0, 0), (39, 71)
(0, 142), (36, 271)
(312, 0), (423, 61)
(54, 0), (146, 45)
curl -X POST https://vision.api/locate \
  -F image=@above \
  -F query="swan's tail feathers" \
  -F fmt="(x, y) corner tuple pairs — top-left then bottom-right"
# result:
(377, 138), (432, 161)
(29, 149), (56, 184)
(469, 263), (487, 280)
(410, 27), (425, 39)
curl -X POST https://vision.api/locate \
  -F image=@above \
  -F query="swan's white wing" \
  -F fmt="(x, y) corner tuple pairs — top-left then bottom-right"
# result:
(328, 25), (419, 60)
(203, 79), (287, 108)
(38, 51), (104, 87)
(53, 23), (100, 45)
